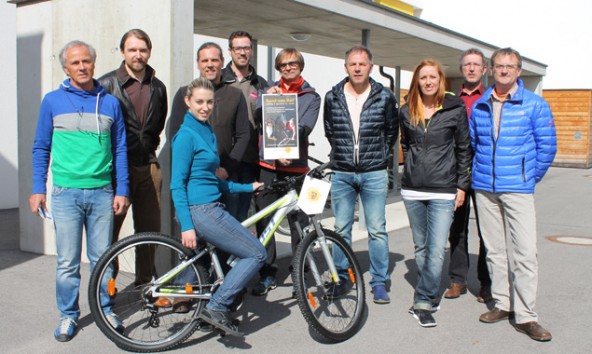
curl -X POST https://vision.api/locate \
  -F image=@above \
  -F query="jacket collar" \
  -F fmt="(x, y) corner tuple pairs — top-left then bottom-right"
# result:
(271, 78), (316, 95)
(221, 62), (262, 85)
(481, 78), (525, 104)
(441, 92), (464, 110)
(60, 78), (105, 97)
(332, 77), (383, 98)
(116, 61), (155, 85)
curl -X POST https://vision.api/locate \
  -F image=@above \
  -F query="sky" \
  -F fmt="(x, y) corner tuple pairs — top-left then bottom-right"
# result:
(419, 0), (592, 89)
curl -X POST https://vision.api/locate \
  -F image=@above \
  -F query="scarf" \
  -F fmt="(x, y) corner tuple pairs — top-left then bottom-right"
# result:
(279, 76), (305, 94)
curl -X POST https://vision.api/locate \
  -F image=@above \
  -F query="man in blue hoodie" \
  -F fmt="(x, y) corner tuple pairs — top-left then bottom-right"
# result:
(29, 40), (130, 342)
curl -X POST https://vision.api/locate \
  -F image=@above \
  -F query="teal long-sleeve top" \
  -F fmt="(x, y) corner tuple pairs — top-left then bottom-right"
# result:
(171, 111), (252, 232)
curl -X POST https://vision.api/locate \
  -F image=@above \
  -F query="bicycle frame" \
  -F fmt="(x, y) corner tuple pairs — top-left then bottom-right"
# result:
(144, 168), (340, 301)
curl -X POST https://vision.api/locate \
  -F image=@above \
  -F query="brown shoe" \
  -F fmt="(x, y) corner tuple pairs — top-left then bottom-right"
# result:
(172, 298), (191, 314)
(444, 283), (467, 299)
(515, 321), (552, 341)
(153, 297), (172, 308)
(479, 307), (514, 323)
(476, 286), (493, 303)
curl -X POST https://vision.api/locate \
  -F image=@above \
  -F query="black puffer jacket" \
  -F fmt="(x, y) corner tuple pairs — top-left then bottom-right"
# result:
(400, 93), (472, 193)
(324, 78), (399, 172)
(99, 63), (168, 166)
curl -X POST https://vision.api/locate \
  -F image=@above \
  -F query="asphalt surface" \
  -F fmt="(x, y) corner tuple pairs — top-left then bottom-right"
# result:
(1, 166), (591, 353)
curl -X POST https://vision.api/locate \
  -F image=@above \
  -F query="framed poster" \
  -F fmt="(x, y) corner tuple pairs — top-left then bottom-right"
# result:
(262, 93), (299, 160)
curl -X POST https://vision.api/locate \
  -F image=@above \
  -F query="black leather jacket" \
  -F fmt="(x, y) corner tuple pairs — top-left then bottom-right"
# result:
(99, 62), (168, 166)
(324, 78), (399, 172)
(400, 93), (472, 193)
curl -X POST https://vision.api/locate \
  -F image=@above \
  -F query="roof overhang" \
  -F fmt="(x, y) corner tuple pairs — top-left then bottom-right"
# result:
(194, 0), (547, 79)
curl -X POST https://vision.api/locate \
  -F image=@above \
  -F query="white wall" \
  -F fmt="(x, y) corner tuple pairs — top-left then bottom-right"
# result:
(0, 2), (18, 209)
(17, 0), (194, 255)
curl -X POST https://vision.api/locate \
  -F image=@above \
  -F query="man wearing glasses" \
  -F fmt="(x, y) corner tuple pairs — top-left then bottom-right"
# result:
(221, 31), (268, 221)
(470, 47), (556, 342)
(444, 48), (492, 303)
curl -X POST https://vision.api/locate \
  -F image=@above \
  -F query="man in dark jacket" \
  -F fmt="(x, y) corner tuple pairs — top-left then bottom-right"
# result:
(99, 29), (169, 307)
(444, 48), (492, 303)
(169, 42), (250, 205)
(220, 30), (268, 221)
(324, 46), (399, 304)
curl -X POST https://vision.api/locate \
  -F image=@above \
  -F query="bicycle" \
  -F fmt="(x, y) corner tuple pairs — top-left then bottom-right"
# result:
(88, 162), (366, 352)
(273, 154), (330, 236)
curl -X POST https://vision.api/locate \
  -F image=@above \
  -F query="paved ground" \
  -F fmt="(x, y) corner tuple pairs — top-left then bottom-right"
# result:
(1, 167), (591, 353)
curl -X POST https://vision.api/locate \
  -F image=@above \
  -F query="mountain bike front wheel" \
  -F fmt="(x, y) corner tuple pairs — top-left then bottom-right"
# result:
(88, 232), (208, 352)
(291, 228), (366, 342)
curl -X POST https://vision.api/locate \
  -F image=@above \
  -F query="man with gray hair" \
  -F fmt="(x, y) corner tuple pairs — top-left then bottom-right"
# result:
(470, 47), (556, 341)
(29, 40), (129, 342)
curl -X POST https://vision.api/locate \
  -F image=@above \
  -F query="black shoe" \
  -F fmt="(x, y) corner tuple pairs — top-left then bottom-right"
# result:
(229, 288), (247, 312)
(198, 308), (243, 337)
(197, 319), (213, 332)
(172, 298), (192, 314)
(412, 309), (437, 328)
(251, 276), (277, 296)
(325, 278), (351, 299)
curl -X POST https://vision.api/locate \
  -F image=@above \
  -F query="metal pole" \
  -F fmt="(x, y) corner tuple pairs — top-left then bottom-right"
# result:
(267, 46), (274, 82)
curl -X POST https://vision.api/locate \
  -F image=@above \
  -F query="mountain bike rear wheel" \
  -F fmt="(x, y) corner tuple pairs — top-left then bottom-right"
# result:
(88, 232), (207, 352)
(292, 228), (366, 342)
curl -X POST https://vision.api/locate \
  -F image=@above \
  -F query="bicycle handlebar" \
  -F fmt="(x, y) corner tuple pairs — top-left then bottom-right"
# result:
(265, 160), (332, 194)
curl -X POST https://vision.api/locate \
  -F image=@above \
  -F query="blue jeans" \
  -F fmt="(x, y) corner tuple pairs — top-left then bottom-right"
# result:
(51, 185), (115, 320)
(331, 170), (389, 287)
(189, 202), (266, 312)
(403, 198), (455, 310)
(222, 162), (259, 222)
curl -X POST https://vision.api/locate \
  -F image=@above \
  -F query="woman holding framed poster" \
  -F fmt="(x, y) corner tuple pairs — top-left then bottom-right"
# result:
(252, 48), (321, 296)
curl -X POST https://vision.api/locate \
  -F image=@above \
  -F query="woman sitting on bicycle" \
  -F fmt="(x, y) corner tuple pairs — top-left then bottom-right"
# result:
(170, 77), (267, 335)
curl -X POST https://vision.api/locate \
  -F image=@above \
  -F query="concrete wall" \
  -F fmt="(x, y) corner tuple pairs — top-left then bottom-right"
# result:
(17, 0), (194, 255)
(0, 2), (18, 209)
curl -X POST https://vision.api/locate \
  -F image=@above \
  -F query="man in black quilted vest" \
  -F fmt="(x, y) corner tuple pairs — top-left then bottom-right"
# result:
(323, 46), (399, 304)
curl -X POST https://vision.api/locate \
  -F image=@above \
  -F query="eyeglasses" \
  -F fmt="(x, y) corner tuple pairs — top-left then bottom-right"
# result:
(231, 46), (252, 53)
(278, 61), (299, 70)
(493, 63), (519, 71)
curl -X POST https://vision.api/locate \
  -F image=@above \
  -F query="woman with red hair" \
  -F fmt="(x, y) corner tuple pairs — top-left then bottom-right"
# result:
(400, 59), (472, 328)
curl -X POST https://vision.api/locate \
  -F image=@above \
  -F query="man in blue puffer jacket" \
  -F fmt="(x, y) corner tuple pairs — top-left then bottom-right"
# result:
(470, 47), (556, 342)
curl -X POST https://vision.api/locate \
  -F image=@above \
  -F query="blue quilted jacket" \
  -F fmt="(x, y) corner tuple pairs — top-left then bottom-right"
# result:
(469, 79), (556, 193)
(323, 78), (399, 172)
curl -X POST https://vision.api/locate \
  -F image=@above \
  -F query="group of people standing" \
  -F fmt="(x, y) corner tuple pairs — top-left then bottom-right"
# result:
(400, 47), (556, 343)
(29, 26), (555, 343)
